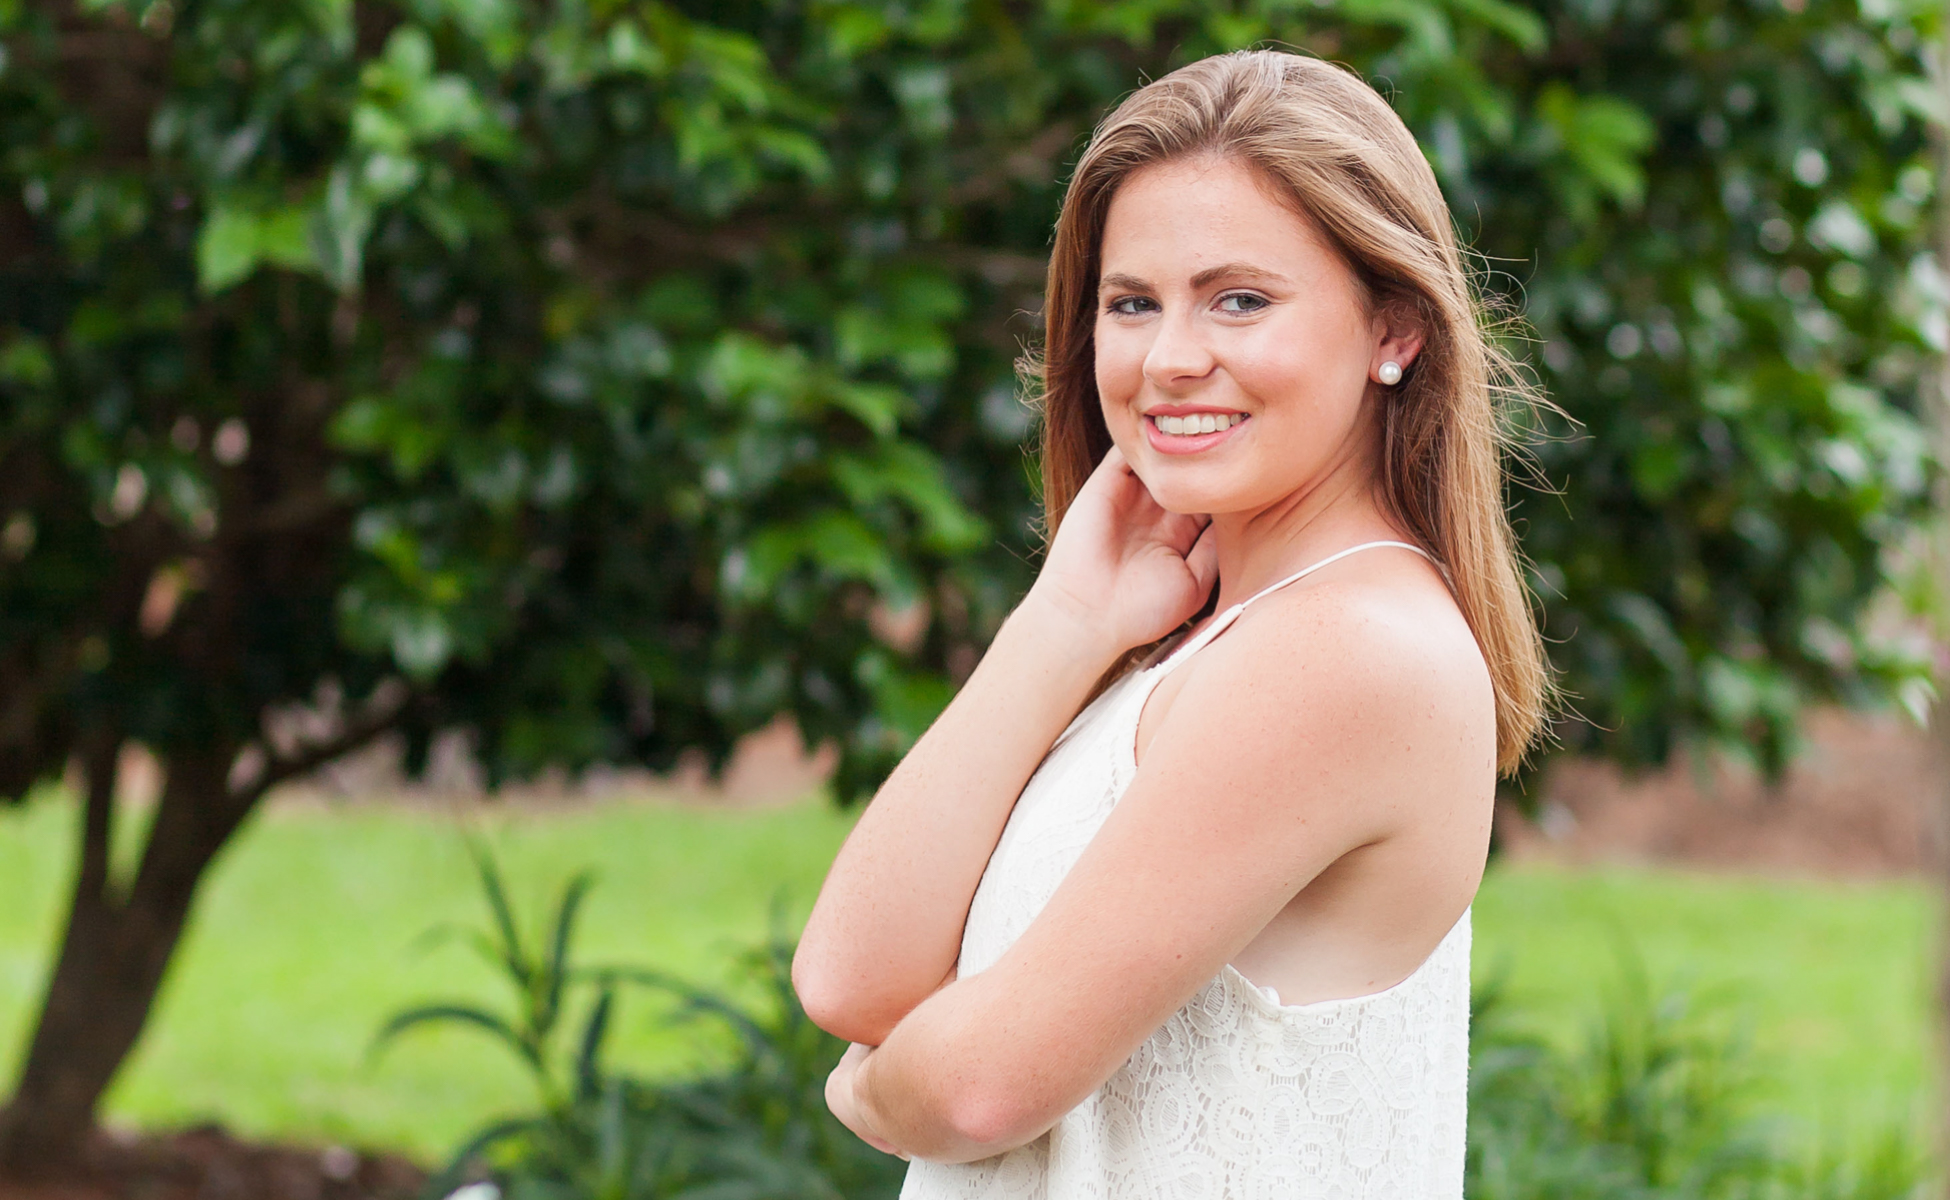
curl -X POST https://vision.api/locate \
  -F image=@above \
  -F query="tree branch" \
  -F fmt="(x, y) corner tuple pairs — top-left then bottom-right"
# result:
(229, 688), (417, 807)
(225, 487), (344, 539)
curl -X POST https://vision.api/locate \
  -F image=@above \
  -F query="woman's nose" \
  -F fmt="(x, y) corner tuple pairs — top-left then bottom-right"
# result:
(1142, 309), (1217, 389)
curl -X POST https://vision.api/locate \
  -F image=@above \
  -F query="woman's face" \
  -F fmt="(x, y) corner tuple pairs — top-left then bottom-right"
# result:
(1093, 155), (1416, 517)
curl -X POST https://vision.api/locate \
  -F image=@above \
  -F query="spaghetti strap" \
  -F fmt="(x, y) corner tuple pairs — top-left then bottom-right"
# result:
(1153, 539), (1432, 673)
(1238, 539), (1432, 610)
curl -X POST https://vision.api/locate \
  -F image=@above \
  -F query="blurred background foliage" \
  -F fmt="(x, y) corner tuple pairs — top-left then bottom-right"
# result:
(1481, 0), (1943, 775)
(0, 0), (1944, 1168)
(1, 0), (1941, 805)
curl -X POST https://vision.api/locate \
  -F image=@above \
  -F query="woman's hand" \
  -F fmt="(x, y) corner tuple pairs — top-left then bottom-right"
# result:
(825, 1042), (909, 1159)
(1026, 447), (1219, 659)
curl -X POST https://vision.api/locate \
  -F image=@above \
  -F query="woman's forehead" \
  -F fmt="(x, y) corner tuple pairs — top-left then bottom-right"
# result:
(1099, 158), (1342, 290)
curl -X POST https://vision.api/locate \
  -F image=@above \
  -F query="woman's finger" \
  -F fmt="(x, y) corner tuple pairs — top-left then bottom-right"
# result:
(1080, 444), (1132, 494)
(1158, 509), (1209, 555)
(1186, 520), (1220, 598)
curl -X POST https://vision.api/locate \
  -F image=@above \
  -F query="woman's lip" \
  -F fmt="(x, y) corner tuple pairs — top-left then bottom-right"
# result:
(1142, 413), (1248, 455)
(1143, 405), (1247, 418)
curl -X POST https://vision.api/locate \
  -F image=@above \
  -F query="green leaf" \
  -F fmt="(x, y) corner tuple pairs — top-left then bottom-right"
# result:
(739, 511), (894, 598)
(574, 986), (614, 1099)
(470, 842), (531, 988)
(1700, 656), (1762, 727)
(1443, 0), (1547, 52)
(829, 382), (907, 438)
(831, 443), (988, 551)
(369, 1003), (534, 1067)
(1608, 594), (1690, 681)
(389, 608), (454, 677)
(870, 666), (953, 748)
(702, 333), (808, 408)
(1538, 85), (1658, 209)
(196, 206), (262, 293)
(543, 872), (597, 1028)
(313, 164), (373, 292)
(1629, 442), (1691, 501)
(197, 201), (318, 292)
(256, 205), (317, 270)
(0, 333), (54, 386)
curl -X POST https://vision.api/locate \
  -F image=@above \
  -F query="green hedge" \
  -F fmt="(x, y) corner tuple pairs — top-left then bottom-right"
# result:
(1, 0), (1939, 803)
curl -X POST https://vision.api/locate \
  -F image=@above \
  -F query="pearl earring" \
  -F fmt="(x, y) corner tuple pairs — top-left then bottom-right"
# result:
(1377, 361), (1403, 385)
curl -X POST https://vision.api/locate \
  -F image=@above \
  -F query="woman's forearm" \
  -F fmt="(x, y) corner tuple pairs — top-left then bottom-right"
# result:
(792, 591), (1121, 1044)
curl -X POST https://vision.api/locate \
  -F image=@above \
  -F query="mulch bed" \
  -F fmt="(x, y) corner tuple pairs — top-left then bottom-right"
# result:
(0, 1125), (428, 1200)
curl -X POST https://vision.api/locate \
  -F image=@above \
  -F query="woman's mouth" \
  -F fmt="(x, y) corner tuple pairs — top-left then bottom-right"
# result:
(1150, 412), (1246, 436)
(1144, 410), (1248, 454)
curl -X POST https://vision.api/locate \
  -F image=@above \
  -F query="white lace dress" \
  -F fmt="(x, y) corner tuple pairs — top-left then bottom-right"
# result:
(900, 542), (1472, 1200)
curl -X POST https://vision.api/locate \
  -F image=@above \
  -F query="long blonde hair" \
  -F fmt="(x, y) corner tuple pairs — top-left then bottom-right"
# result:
(1032, 49), (1551, 775)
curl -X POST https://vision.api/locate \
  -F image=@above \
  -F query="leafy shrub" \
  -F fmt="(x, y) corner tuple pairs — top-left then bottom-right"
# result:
(376, 848), (905, 1200)
(400, 856), (1928, 1200)
(1468, 959), (1929, 1200)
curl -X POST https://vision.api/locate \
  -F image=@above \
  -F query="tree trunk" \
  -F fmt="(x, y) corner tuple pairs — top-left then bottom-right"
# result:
(0, 746), (249, 1178)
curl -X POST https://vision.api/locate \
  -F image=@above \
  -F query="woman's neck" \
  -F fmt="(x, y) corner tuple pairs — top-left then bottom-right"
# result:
(1205, 443), (1402, 611)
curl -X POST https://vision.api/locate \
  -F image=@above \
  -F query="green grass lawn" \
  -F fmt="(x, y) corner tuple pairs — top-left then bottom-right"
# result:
(1471, 863), (1938, 1146)
(0, 786), (1938, 1163)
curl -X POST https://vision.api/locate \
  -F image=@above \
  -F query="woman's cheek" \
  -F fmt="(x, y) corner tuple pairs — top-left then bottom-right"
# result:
(1093, 340), (1145, 427)
(1225, 330), (1306, 396)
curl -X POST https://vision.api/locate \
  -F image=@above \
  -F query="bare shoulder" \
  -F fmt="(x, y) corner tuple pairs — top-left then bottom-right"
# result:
(1165, 552), (1495, 792)
(1211, 548), (1481, 681)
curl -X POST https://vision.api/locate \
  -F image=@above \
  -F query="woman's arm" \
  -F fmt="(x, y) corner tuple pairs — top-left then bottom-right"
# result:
(791, 595), (1121, 1044)
(828, 576), (1495, 1161)
(792, 449), (1218, 1046)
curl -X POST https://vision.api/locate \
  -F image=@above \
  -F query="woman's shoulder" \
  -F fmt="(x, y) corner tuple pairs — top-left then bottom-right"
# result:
(1200, 552), (1493, 737)
(1142, 551), (1496, 846)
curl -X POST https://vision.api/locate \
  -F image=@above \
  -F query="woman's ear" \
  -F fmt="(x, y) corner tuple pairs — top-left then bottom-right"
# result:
(1371, 309), (1426, 380)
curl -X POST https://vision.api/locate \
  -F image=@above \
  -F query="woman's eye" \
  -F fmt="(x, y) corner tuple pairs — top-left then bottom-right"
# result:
(1217, 292), (1270, 314)
(1108, 296), (1158, 316)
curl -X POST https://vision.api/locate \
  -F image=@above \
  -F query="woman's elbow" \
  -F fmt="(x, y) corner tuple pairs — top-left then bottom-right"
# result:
(790, 951), (900, 1045)
(929, 1081), (1052, 1163)
(943, 1091), (1028, 1158)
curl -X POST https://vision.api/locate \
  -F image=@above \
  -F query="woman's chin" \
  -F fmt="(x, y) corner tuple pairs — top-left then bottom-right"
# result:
(1135, 480), (1246, 518)
(1122, 443), (1282, 517)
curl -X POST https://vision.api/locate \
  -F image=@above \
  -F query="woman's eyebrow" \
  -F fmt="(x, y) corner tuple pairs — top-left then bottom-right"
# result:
(1098, 264), (1293, 294)
(1189, 262), (1292, 289)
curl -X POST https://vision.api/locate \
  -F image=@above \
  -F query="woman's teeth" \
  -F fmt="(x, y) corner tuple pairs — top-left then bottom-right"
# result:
(1150, 412), (1246, 436)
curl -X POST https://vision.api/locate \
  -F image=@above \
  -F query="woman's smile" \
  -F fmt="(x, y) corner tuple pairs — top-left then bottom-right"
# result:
(1143, 408), (1250, 454)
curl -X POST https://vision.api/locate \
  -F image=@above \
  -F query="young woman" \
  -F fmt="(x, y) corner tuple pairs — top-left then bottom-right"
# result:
(792, 49), (1550, 1197)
